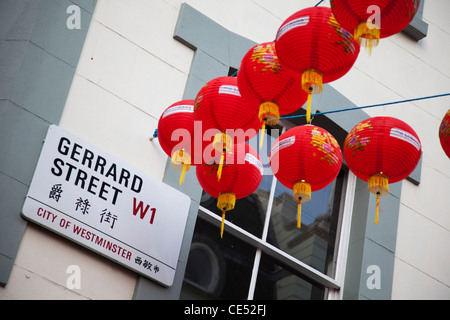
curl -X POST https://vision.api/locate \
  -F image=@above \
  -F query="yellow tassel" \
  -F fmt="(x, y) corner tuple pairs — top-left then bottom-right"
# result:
(293, 181), (311, 229)
(297, 202), (302, 229)
(217, 152), (225, 181)
(221, 211), (225, 239)
(217, 193), (236, 238)
(306, 89), (312, 124)
(213, 133), (232, 181)
(368, 173), (389, 225)
(260, 123), (266, 150)
(354, 21), (380, 55)
(258, 101), (279, 150)
(179, 164), (187, 185)
(171, 149), (191, 185)
(368, 173), (389, 196)
(301, 70), (323, 94)
(259, 101), (280, 125)
(375, 193), (380, 225)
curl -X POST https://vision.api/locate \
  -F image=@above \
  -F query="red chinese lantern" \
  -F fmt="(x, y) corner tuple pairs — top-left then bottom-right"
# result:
(237, 41), (308, 148)
(330, 0), (421, 53)
(158, 100), (198, 185)
(195, 76), (261, 180)
(439, 109), (450, 158)
(343, 116), (422, 224)
(269, 125), (343, 228)
(196, 142), (263, 238)
(275, 6), (360, 123)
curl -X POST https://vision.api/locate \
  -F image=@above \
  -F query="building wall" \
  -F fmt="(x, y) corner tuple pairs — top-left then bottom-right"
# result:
(0, 0), (448, 299)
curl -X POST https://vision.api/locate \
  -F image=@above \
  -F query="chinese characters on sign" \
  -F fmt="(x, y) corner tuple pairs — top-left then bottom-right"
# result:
(49, 184), (63, 202)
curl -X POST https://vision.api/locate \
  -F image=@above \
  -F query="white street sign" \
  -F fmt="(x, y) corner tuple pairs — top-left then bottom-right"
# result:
(22, 125), (190, 287)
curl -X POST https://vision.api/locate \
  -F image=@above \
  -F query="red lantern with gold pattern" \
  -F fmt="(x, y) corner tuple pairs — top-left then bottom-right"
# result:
(195, 76), (261, 180)
(158, 100), (198, 185)
(343, 116), (422, 224)
(237, 41), (308, 148)
(275, 6), (360, 123)
(196, 142), (263, 238)
(269, 125), (343, 228)
(330, 0), (421, 53)
(439, 109), (450, 158)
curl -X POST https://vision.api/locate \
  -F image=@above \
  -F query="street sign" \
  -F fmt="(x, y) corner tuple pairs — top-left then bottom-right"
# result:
(22, 125), (191, 287)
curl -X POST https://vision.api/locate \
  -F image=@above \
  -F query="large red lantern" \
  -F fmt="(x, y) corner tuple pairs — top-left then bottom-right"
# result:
(439, 109), (450, 158)
(158, 100), (198, 185)
(237, 41), (308, 148)
(196, 142), (263, 238)
(195, 76), (260, 180)
(330, 0), (421, 53)
(275, 6), (360, 123)
(269, 125), (343, 228)
(343, 116), (422, 224)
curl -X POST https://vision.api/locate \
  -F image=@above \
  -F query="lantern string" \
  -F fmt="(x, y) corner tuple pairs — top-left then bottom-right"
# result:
(279, 92), (450, 120)
(314, 0), (325, 7)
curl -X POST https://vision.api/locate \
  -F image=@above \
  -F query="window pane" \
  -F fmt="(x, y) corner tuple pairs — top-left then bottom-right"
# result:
(180, 217), (256, 300)
(254, 252), (325, 300)
(266, 170), (345, 277)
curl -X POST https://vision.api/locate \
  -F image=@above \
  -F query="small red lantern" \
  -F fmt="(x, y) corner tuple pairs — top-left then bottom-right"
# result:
(343, 116), (422, 224)
(237, 41), (308, 148)
(275, 6), (360, 123)
(269, 125), (343, 228)
(196, 142), (263, 238)
(158, 100), (198, 185)
(195, 76), (261, 180)
(330, 0), (421, 53)
(439, 109), (450, 158)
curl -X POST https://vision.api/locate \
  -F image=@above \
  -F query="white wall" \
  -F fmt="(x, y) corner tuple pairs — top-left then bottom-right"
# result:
(2, 0), (448, 299)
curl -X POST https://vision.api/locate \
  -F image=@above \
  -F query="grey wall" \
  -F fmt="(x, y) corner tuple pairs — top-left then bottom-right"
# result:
(0, 0), (96, 286)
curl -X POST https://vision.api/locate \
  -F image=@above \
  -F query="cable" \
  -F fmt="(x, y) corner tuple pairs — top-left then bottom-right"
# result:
(279, 92), (450, 120)
(314, 0), (325, 7)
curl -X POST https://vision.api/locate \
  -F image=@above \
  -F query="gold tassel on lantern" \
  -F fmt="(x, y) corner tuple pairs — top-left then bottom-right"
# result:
(301, 70), (322, 124)
(213, 133), (233, 181)
(171, 149), (191, 185)
(217, 192), (236, 238)
(293, 180), (311, 229)
(368, 173), (389, 224)
(301, 69), (323, 94)
(259, 101), (280, 149)
(354, 21), (380, 55)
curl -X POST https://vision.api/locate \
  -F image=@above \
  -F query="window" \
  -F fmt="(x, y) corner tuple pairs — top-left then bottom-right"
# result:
(181, 117), (355, 300)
